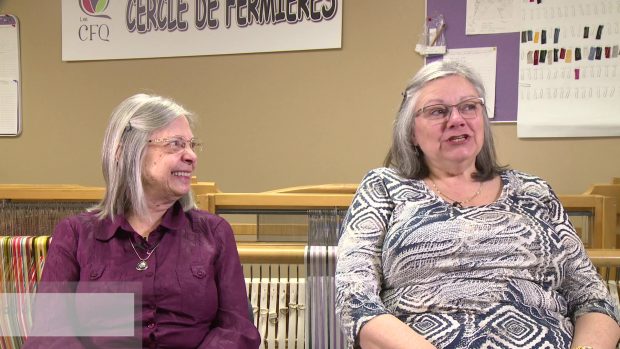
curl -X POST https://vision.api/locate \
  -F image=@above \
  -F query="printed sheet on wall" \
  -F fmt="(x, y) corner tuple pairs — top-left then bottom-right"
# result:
(0, 15), (21, 136)
(517, 0), (620, 137)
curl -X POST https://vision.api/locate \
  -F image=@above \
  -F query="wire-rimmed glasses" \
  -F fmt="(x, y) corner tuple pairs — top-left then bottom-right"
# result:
(415, 97), (485, 124)
(148, 137), (203, 154)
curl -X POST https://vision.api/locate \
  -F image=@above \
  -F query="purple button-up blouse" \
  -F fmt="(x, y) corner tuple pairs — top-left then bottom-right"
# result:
(23, 202), (260, 349)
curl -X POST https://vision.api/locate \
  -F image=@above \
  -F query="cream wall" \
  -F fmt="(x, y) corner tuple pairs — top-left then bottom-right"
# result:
(0, 1), (618, 194)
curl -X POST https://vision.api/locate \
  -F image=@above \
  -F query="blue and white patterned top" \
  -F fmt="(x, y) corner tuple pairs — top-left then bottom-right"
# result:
(335, 167), (620, 349)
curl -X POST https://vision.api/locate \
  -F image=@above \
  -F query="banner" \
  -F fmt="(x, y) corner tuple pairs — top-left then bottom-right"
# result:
(61, 0), (342, 61)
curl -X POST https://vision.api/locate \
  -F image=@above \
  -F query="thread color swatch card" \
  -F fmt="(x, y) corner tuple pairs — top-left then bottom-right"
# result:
(518, 0), (620, 137)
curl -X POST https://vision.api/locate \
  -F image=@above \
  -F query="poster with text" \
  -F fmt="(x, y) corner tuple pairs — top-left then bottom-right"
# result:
(62, 0), (342, 61)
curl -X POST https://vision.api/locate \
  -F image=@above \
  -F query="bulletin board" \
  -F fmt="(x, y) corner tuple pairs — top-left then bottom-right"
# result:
(0, 14), (21, 136)
(426, 0), (620, 137)
(426, 0), (520, 123)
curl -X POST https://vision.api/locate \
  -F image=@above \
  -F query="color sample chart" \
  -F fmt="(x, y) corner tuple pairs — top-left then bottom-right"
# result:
(518, 0), (620, 137)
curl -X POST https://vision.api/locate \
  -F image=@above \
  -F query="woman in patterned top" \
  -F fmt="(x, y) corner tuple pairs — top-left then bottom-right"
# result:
(335, 60), (620, 349)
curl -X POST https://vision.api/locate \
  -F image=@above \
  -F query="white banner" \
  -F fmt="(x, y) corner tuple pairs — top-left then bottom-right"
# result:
(61, 0), (342, 61)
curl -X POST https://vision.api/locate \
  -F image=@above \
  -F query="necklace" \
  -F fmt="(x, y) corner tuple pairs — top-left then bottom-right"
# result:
(429, 178), (483, 207)
(130, 239), (161, 271)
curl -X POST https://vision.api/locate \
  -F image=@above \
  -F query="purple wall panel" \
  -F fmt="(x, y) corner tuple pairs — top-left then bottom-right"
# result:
(427, 0), (520, 122)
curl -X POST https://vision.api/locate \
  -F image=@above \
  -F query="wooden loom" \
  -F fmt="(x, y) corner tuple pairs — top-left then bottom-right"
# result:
(584, 182), (620, 248)
(201, 184), (619, 349)
(0, 181), (616, 248)
(1, 181), (619, 349)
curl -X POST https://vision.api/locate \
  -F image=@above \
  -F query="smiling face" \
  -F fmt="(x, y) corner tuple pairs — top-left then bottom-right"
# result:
(412, 75), (485, 175)
(142, 116), (197, 205)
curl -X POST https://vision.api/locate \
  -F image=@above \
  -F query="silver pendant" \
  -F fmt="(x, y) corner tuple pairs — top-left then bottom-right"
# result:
(136, 260), (148, 271)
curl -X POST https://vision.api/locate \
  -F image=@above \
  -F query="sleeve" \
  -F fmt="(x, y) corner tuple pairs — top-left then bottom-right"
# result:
(197, 218), (261, 349)
(22, 218), (86, 349)
(544, 184), (620, 325)
(335, 169), (395, 346)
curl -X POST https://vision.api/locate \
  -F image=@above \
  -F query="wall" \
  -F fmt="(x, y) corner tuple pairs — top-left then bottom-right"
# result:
(0, 0), (618, 194)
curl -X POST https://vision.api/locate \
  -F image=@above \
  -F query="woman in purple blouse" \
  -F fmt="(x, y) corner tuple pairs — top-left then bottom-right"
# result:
(24, 94), (260, 349)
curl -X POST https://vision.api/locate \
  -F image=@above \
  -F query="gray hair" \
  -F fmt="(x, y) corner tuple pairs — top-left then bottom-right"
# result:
(93, 93), (197, 220)
(384, 60), (505, 181)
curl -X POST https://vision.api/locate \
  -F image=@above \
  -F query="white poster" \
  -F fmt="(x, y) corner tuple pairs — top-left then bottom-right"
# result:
(517, 0), (620, 138)
(0, 16), (20, 136)
(444, 47), (497, 119)
(466, 0), (521, 35)
(62, 0), (342, 61)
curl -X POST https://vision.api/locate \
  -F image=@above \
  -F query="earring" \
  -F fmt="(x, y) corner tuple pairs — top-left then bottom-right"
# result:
(413, 145), (420, 157)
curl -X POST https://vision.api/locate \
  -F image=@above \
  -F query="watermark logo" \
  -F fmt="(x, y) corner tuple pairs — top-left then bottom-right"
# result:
(79, 0), (111, 19)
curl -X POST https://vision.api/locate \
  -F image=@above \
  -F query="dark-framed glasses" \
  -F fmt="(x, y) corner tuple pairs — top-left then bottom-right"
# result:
(415, 97), (485, 123)
(148, 137), (203, 153)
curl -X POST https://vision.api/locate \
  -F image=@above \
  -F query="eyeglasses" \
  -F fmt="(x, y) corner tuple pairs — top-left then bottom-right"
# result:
(148, 137), (203, 153)
(415, 97), (485, 123)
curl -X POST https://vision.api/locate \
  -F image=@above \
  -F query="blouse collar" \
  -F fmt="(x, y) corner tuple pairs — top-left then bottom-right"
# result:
(94, 201), (188, 241)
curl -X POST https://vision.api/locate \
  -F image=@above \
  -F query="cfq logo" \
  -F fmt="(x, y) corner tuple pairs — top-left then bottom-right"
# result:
(79, 0), (111, 19)
(78, 0), (111, 41)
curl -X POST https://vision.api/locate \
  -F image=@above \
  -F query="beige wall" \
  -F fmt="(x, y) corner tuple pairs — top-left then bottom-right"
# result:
(0, 1), (618, 194)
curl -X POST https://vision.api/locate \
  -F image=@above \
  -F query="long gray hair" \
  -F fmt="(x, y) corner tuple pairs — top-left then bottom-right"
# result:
(384, 60), (505, 180)
(93, 93), (197, 220)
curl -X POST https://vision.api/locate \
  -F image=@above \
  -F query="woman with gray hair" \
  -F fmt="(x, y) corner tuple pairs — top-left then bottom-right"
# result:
(24, 94), (260, 349)
(335, 61), (620, 349)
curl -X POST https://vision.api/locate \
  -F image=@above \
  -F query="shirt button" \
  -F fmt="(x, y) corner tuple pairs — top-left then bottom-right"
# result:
(197, 271), (205, 277)
(146, 321), (156, 329)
